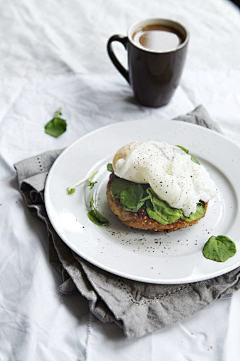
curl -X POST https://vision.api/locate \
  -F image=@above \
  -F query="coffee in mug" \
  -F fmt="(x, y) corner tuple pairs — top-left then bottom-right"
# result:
(107, 19), (189, 108)
(132, 24), (184, 52)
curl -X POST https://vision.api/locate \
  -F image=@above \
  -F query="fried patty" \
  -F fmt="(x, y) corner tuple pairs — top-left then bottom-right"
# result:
(106, 173), (208, 233)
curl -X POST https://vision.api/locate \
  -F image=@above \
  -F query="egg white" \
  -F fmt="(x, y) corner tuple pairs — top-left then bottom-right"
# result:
(112, 141), (217, 217)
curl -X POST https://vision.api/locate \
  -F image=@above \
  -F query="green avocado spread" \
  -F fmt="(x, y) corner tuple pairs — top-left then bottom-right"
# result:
(110, 176), (205, 225)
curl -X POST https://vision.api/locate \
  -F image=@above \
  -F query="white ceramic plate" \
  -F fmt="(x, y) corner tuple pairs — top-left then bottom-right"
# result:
(45, 119), (240, 284)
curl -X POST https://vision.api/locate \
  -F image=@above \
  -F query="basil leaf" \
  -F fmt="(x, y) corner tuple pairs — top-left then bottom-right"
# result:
(45, 108), (67, 137)
(107, 163), (114, 172)
(87, 208), (109, 226)
(203, 235), (237, 262)
(120, 183), (144, 209)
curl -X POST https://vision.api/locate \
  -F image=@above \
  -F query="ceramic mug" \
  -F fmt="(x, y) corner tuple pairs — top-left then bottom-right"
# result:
(107, 18), (189, 107)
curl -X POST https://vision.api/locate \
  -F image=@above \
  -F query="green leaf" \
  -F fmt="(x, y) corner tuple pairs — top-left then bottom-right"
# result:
(92, 208), (109, 224)
(146, 188), (183, 224)
(120, 183), (144, 210)
(90, 195), (94, 208)
(121, 200), (145, 213)
(146, 188), (205, 225)
(121, 187), (148, 212)
(67, 187), (75, 194)
(202, 235), (237, 262)
(67, 168), (109, 226)
(191, 155), (200, 165)
(146, 199), (170, 225)
(110, 177), (132, 198)
(55, 108), (62, 117)
(66, 170), (98, 194)
(45, 108), (67, 137)
(140, 194), (151, 202)
(88, 180), (97, 190)
(181, 202), (205, 222)
(176, 145), (200, 164)
(87, 208), (109, 226)
(107, 163), (114, 172)
(176, 145), (189, 154)
(87, 171), (98, 207)
(110, 177), (146, 212)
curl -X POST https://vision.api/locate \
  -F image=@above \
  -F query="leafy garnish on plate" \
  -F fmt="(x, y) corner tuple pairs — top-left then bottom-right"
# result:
(87, 208), (109, 226)
(67, 169), (109, 226)
(45, 108), (67, 138)
(67, 188), (75, 195)
(87, 171), (109, 226)
(203, 235), (236, 262)
(67, 170), (98, 194)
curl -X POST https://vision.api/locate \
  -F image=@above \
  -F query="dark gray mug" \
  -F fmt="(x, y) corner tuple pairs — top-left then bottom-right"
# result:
(107, 18), (189, 108)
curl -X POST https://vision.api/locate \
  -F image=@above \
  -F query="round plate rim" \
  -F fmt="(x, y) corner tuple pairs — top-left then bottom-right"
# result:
(45, 118), (240, 284)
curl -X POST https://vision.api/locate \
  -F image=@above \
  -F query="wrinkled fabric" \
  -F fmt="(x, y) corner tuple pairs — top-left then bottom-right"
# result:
(14, 106), (240, 339)
(1, 0), (240, 359)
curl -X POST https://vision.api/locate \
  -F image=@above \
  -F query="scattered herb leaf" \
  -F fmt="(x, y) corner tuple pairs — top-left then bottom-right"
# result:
(176, 145), (189, 154)
(87, 172), (98, 208)
(88, 180), (97, 190)
(89, 195), (94, 208)
(176, 145), (200, 164)
(86, 171), (109, 225)
(67, 170), (98, 194)
(190, 155), (200, 165)
(203, 235), (237, 262)
(45, 108), (67, 137)
(107, 163), (114, 172)
(67, 169), (109, 226)
(67, 187), (75, 194)
(87, 208), (109, 226)
(88, 179), (97, 208)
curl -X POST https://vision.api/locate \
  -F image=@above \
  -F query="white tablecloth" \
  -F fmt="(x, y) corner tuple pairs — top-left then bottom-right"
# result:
(0, 0), (240, 360)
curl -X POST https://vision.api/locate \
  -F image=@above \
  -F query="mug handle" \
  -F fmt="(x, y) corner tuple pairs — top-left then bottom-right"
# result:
(107, 35), (129, 84)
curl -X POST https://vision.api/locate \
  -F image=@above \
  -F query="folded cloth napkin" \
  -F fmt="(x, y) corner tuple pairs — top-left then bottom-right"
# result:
(14, 105), (240, 339)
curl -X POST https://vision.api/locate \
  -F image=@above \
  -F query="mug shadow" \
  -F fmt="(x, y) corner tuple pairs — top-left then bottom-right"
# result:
(123, 95), (140, 106)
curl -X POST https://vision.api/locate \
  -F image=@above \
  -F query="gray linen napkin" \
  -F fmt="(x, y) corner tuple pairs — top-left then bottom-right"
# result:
(14, 105), (240, 339)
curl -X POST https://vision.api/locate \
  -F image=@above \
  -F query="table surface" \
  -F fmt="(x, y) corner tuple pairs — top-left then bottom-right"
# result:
(0, 0), (240, 360)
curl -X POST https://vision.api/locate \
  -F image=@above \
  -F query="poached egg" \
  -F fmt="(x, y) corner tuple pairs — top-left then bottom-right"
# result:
(112, 141), (217, 217)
